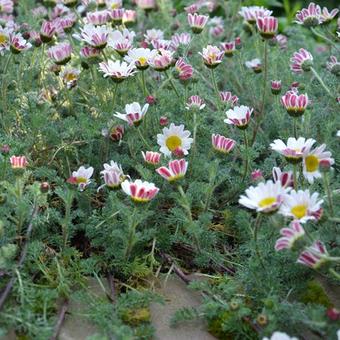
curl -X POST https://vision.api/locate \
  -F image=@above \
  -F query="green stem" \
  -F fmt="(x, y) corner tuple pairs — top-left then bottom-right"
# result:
(124, 206), (139, 260)
(141, 70), (148, 97)
(1, 53), (12, 129)
(253, 214), (265, 270)
(137, 126), (152, 149)
(310, 67), (332, 97)
(165, 71), (181, 99)
(310, 27), (340, 53)
(293, 117), (298, 139)
(329, 268), (340, 281)
(210, 68), (222, 112)
(251, 40), (268, 146)
(293, 164), (298, 190)
(323, 172), (334, 217)
(241, 129), (249, 182)
(112, 82), (118, 108)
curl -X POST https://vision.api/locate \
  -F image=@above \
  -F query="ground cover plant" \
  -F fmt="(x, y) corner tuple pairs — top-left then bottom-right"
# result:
(0, 0), (339, 339)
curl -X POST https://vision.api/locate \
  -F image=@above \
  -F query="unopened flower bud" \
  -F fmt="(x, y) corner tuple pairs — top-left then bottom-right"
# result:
(251, 169), (263, 182)
(146, 95), (156, 105)
(159, 116), (168, 126)
(271, 80), (281, 95)
(319, 159), (332, 172)
(1, 144), (10, 154)
(235, 37), (242, 50)
(40, 182), (50, 193)
(326, 307), (340, 321)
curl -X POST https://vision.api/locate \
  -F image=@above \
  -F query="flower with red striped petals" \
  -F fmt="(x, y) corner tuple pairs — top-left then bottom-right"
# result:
(290, 48), (313, 73)
(121, 179), (159, 202)
(185, 95), (205, 110)
(219, 91), (239, 107)
(272, 167), (294, 188)
(271, 80), (281, 95)
(175, 58), (193, 81)
(86, 10), (111, 25)
(122, 10), (136, 27)
(295, 2), (322, 27)
(48, 42), (72, 65)
(199, 45), (224, 68)
(10, 155), (28, 169)
(281, 91), (309, 117)
(245, 58), (262, 73)
(40, 21), (56, 43)
(136, 0), (156, 11)
(256, 16), (278, 39)
(103, 125), (124, 141)
(188, 13), (209, 34)
(110, 8), (124, 25)
(275, 220), (305, 251)
(156, 159), (188, 182)
(320, 7), (339, 24)
(224, 105), (253, 129)
(142, 151), (161, 165)
(220, 41), (235, 57)
(326, 56), (340, 76)
(239, 6), (272, 24)
(211, 134), (236, 154)
(297, 240), (329, 269)
(67, 166), (94, 191)
(9, 33), (32, 54)
(114, 102), (149, 126)
(149, 49), (173, 71)
(100, 161), (124, 189)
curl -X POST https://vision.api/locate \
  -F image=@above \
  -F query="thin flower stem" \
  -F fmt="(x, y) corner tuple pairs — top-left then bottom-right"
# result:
(323, 172), (334, 217)
(293, 164), (298, 190)
(310, 27), (340, 53)
(137, 126), (152, 149)
(241, 129), (249, 182)
(165, 70), (181, 99)
(112, 82), (118, 108)
(210, 68), (222, 112)
(329, 268), (340, 281)
(124, 206), (138, 260)
(293, 117), (298, 139)
(310, 67), (332, 97)
(141, 70), (148, 97)
(1, 53), (12, 127)
(251, 39), (268, 146)
(253, 214), (265, 270)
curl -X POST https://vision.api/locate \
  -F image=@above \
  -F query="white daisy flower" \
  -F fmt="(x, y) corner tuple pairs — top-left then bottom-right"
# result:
(124, 47), (158, 70)
(239, 180), (290, 214)
(98, 58), (137, 82)
(302, 143), (334, 184)
(262, 331), (298, 340)
(68, 165), (94, 191)
(224, 105), (253, 129)
(73, 24), (110, 49)
(144, 29), (164, 44)
(279, 189), (323, 223)
(157, 123), (193, 157)
(270, 137), (315, 163)
(114, 102), (149, 126)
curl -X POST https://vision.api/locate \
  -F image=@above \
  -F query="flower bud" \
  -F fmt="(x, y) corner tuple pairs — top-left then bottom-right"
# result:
(271, 80), (281, 95)
(256, 313), (268, 326)
(146, 95), (156, 105)
(326, 307), (340, 321)
(40, 182), (50, 193)
(251, 169), (263, 182)
(159, 116), (168, 126)
(1, 144), (10, 154)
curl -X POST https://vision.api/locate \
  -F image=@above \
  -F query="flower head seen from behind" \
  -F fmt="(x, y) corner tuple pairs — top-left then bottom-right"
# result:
(156, 159), (188, 182)
(142, 151), (161, 165)
(114, 102), (149, 126)
(157, 123), (193, 157)
(67, 165), (94, 191)
(275, 220), (305, 251)
(256, 16), (278, 39)
(224, 105), (253, 129)
(239, 180), (290, 214)
(297, 240), (329, 269)
(295, 2), (322, 27)
(186, 95), (205, 110)
(100, 160), (124, 189)
(211, 134), (236, 154)
(279, 189), (323, 223)
(290, 48), (313, 73)
(187, 13), (209, 34)
(10, 155), (28, 169)
(121, 179), (159, 203)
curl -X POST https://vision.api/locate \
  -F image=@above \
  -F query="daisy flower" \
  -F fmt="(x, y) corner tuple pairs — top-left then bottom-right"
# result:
(281, 91), (309, 117)
(107, 28), (135, 55)
(270, 137), (315, 163)
(224, 105), (253, 129)
(114, 102), (149, 126)
(187, 13), (209, 34)
(302, 144), (334, 184)
(185, 95), (205, 110)
(9, 32), (32, 53)
(124, 48), (158, 70)
(142, 151), (161, 165)
(272, 167), (294, 188)
(290, 48), (313, 73)
(239, 6), (272, 24)
(156, 159), (188, 182)
(157, 123), (193, 157)
(73, 24), (110, 49)
(48, 42), (72, 65)
(263, 331), (298, 340)
(239, 180), (289, 214)
(100, 160), (124, 189)
(10, 155), (28, 169)
(275, 220), (305, 251)
(256, 16), (278, 39)
(99, 59), (137, 83)
(67, 166), (94, 191)
(211, 134), (236, 154)
(279, 189), (323, 223)
(144, 29), (163, 44)
(121, 179), (159, 203)
(297, 240), (329, 269)
(326, 56), (340, 76)
(61, 68), (81, 89)
(199, 45), (224, 68)
(245, 58), (262, 73)
(295, 2), (322, 27)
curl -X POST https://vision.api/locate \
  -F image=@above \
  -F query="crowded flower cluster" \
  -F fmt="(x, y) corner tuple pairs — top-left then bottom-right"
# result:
(0, 0), (339, 338)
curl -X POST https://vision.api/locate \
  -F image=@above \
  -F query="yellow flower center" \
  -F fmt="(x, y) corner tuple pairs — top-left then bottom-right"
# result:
(65, 73), (77, 82)
(305, 155), (319, 172)
(291, 204), (307, 219)
(0, 33), (8, 45)
(208, 53), (216, 62)
(166, 135), (182, 151)
(76, 177), (87, 184)
(138, 57), (147, 66)
(258, 197), (276, 208)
